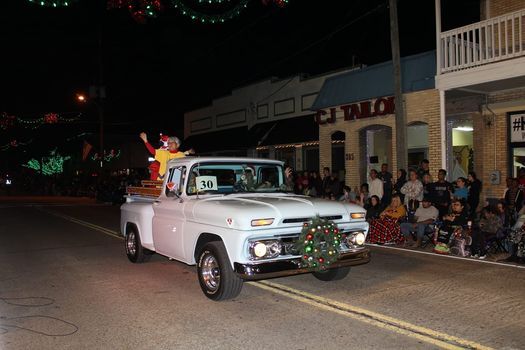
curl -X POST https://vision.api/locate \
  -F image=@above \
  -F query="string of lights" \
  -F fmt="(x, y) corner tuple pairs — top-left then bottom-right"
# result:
(28, 0), (290, 23)
(0, 112), (82, 130)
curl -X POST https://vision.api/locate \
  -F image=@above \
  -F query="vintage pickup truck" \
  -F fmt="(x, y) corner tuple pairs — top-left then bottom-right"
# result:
(120, 157), (370, 300)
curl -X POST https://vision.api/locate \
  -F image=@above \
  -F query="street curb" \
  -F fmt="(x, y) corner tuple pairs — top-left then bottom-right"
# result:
(367, 243), (525, 269)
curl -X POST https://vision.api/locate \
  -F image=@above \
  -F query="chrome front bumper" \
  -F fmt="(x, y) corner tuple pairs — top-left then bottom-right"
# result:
(234, 248), (371, 280)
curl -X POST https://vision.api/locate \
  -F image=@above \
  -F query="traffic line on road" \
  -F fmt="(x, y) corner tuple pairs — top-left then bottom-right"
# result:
(251, 280), (494, 350)
(38, 209), (123, 240)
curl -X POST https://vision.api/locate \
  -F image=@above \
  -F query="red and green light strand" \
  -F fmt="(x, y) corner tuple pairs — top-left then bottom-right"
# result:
(171, 0), (250, 24)
(29, 0), (289, 23)
(107, 0), (163, 23)
(0, 112), (81, 130)
(297, 216), (342, 270)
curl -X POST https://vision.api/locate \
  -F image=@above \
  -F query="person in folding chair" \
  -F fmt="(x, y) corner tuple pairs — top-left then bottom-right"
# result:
(470, 205), (503, 259)
(400, 196), (439, 248)
(433, 198), (469, 254)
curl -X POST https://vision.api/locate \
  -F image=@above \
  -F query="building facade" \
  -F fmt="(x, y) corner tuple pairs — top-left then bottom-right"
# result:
(311, 51), (439, 190)
(435, 0), (525, 202)
(184, 67), (360, 171)
(184, 0), (525, 206)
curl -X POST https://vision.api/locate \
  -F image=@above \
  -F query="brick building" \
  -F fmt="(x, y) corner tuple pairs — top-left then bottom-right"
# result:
(184, 0), (525, 207)
(436, 0), (525, 203)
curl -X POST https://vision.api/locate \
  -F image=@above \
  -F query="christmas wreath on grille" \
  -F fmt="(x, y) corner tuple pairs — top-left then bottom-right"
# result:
(297, 216), (342, 271)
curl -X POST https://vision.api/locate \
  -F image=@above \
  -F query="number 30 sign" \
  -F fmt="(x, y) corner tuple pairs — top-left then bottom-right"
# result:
(196, 176), (218, 191)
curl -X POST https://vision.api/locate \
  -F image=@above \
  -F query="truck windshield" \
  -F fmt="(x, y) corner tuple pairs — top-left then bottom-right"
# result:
(186, 162), (290, 195)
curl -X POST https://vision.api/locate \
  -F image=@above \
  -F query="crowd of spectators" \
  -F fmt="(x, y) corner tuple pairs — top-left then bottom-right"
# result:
(288, 160), (525, 264)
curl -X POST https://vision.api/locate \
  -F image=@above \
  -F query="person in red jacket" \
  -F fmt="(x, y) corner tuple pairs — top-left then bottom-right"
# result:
(140, 132), (193, 180)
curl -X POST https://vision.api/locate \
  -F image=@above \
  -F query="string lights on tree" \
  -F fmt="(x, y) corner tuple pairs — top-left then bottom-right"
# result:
(23, 149), (71, 175)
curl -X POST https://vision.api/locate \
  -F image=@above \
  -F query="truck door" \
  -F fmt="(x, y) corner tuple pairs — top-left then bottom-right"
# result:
(152, 166), (186, 261)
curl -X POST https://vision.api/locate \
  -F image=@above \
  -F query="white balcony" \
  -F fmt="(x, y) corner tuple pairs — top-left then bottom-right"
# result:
(439, 8), (525, 74)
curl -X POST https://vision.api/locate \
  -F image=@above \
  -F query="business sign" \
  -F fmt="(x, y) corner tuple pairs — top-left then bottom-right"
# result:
(315, 96), (395, 125)
(510, 112), (525, 143)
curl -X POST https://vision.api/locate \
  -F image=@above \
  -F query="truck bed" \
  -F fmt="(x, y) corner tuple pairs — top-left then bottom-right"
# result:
(126, 180), (162, 198)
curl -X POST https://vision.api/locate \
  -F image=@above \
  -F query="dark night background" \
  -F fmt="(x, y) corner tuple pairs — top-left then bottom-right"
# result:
(0, 0), (479, 167)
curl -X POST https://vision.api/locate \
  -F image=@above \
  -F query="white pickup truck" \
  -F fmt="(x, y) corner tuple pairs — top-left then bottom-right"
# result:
(120, 157), (370, 300)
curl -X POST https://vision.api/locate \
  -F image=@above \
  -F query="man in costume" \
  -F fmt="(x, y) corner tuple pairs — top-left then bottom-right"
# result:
(140, 132), (192, 180)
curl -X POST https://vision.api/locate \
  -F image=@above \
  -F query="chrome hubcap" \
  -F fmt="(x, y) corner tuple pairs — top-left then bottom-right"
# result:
(201, 254), (220, 292)
(126, 232), (136, 255)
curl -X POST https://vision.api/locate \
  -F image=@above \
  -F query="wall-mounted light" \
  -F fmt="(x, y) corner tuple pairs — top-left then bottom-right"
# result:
(454, 126), (473, 131)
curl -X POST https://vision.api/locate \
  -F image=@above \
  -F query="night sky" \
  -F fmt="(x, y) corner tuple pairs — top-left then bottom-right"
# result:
(0, 0), (479, 162)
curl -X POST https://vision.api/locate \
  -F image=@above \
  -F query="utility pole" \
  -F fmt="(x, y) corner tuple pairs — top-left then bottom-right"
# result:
(389, 0), (407, 171)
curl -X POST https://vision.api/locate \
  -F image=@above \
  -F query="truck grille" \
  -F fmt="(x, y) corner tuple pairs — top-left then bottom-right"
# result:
(282, 215), (342, 224)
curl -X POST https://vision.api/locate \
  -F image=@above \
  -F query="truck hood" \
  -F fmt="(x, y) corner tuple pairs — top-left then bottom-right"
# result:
(189, 194), (365, 230)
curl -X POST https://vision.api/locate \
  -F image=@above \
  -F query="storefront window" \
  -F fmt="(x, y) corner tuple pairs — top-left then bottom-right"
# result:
(407, 123), (428, 170)
(447, 119), (473, 181)
(509, 111), (525, 178)
(359, 126), (392, 181)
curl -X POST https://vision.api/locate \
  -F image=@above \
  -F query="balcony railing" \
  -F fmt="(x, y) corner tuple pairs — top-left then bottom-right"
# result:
(439, 8), (525, 74)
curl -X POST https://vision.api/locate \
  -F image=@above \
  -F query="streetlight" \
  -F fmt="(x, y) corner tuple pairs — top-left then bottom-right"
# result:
(76, 92), (104, 169)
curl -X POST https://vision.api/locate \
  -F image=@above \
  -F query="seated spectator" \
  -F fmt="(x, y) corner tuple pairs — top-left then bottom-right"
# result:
(496, 201), (511, 229)
(400, 196), (439, 247)
(367, 194), (406, 245)
(470, 206), (502, 259)
(434, 198), (469, 244)
(365, 195), (382, 221)
(400, 169), (423, 214)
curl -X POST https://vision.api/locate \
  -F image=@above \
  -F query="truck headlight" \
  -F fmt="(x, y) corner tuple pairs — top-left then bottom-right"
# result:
(345, 231), (366, 248)
(351, 213), (365, 219)
(249, 240), (282, 260)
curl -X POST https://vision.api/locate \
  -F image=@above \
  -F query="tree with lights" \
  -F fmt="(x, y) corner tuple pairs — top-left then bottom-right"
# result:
(23, 149), (72, 176)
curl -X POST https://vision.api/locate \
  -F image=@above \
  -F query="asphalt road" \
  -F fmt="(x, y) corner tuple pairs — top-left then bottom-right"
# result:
(0, 197), (524, 350)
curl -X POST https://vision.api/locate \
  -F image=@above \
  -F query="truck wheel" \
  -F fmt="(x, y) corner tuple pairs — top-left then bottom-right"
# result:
(197, 241), (243, 301)
(125, 228), (151, 263)
(312, 266), (351, 281)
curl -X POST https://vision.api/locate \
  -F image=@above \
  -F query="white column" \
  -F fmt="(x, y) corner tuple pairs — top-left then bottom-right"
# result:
(440, 89), (447, 170)
(435, 0), (442, 76)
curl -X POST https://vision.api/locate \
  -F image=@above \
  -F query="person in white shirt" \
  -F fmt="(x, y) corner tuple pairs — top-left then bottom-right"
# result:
(400, 197), (439, 247)
(368, 169), (383, 200)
